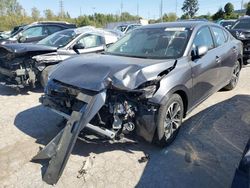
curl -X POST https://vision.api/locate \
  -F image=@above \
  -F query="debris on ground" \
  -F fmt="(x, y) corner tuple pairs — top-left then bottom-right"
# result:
(77, 156), (95, 179)
(138, 154), (150, 163)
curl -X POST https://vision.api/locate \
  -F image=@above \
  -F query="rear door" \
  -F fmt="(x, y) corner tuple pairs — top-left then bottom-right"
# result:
(210, 26), (237, 86)
(190, 26), (220, 106)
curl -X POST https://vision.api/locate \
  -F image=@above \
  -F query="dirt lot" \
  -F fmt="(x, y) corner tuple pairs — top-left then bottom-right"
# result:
(0, 65), (250, 188)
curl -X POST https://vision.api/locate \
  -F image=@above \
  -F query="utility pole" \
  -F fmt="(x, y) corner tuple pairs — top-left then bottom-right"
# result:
(159, 0), (163, 22)
(92, 7), (96, 24)
(175, 0), (178, 15)
(120, 0), (123, 21)
(241, 0), (244, 10)
(59, 0), (64, 18)
(137, 2), (139, 17)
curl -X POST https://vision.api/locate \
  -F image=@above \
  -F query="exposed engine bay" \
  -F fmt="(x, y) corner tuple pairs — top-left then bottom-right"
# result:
(41, 79), (159, 142)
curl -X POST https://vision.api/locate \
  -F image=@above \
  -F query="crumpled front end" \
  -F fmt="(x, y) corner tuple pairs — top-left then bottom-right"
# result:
(36, 77), (162, 185)
(0, 44), (57, 88)
(41, 78), (160, 142)
(0, 48), (37, 88)
(35, 55), (177, 185)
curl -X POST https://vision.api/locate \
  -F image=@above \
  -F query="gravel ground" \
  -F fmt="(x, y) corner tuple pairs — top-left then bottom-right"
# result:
(0, 65), (250, 188)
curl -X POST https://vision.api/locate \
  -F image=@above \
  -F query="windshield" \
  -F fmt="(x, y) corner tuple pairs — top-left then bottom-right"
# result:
(106, 27), (190, 59)
(37, 29), (78, 48)
(232, 19), (250, 30)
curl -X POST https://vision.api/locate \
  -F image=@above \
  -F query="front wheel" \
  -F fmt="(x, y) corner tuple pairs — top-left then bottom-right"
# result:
(154, 94), (184, 147)
(223, 60), (241, 91)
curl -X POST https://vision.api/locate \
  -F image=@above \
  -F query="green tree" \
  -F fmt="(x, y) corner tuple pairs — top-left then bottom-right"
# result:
(162, 13), (177, 22)
(180, 13), (190, 19)
(212, 8), (225, 20)
(31, 7), (40, 21)
(182, 0), (199, 18)
(246, 2), (250, 15)
(44, 9), (54, 20)
(224, 3), (234, 16)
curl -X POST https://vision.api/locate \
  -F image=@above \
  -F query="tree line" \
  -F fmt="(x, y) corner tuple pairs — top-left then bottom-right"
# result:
(0, 0), (141, 31)
(1, 0), (250, 31)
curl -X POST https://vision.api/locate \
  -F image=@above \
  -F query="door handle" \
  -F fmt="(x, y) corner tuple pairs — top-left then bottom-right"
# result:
(216, 56), (221, 63)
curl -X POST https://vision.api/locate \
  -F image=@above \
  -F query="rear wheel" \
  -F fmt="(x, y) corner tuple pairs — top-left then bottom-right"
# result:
(40, 65), (54, 88)
(154, 94), (184, 147)
(223, 60), (241, 91)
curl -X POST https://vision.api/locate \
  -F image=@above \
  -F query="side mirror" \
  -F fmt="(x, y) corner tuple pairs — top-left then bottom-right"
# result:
(106, 43), (113, 48)
(73, 43), (85, 54)
(192, 45), (208, 60)
(225, 25), (232, 30)
(18, 35), (26, 43)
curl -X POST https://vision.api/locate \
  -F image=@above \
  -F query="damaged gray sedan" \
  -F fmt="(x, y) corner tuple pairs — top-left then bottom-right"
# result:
(0, 26), (119, 88)
(35, 22), (243, 184)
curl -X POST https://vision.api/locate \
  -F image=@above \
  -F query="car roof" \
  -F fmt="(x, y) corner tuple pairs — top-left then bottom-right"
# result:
(55, 26), (119, 40)
(140, 21), (217, 30)
(239, 16), (250, 20)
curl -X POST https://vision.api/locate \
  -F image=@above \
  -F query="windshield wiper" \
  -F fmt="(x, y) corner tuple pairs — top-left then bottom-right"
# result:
(103, 52), (149, 59)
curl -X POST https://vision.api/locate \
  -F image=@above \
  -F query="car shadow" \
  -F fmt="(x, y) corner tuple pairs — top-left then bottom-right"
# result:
(14, 95), (250, 188)
(0, 83), (43, 96)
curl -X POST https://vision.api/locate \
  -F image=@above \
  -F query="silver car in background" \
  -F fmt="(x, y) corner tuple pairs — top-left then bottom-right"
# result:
(0, 26), (120, 88)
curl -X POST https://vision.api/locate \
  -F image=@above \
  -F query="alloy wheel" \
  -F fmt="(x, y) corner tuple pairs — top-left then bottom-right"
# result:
(164, 101), (182, 140)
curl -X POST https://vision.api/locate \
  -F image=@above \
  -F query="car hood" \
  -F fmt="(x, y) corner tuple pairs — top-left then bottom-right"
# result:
(49, 54), (177, 92)
(0, 43), (57, 60)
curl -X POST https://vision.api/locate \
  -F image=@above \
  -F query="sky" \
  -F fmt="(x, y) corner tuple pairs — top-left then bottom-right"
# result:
(18, 0), (244, 19)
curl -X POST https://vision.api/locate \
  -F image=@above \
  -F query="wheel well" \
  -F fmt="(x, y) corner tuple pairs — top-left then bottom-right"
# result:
(174, 90), (188, 118)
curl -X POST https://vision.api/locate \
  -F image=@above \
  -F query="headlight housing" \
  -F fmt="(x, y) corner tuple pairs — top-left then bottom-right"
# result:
(138, 84), (158, 99)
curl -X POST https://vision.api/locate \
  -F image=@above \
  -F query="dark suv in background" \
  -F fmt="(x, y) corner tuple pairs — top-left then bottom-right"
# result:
(0, 21), (76, 45)
(229, 16), (250, 64)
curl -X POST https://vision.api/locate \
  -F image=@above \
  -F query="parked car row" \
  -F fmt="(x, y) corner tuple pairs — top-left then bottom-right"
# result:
(0, 20), (245, 184)
(0, 25), (121, 88)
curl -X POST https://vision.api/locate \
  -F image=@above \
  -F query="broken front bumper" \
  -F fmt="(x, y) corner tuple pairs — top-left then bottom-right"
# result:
(34, 90), (107, 185)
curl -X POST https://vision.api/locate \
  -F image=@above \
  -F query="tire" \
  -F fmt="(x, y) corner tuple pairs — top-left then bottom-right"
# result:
(40, 65), (54, 88)
(223, 60), (241, 91)
(154, 94), (184, 147)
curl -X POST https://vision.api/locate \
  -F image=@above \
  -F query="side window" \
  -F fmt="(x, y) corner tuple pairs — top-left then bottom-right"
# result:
(22, 26), (44, 38)
(46, 25), (63, 35)
(77, 34), (103, 48)
(193, 27), (214, 50)
(211, 27), (226, 46)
